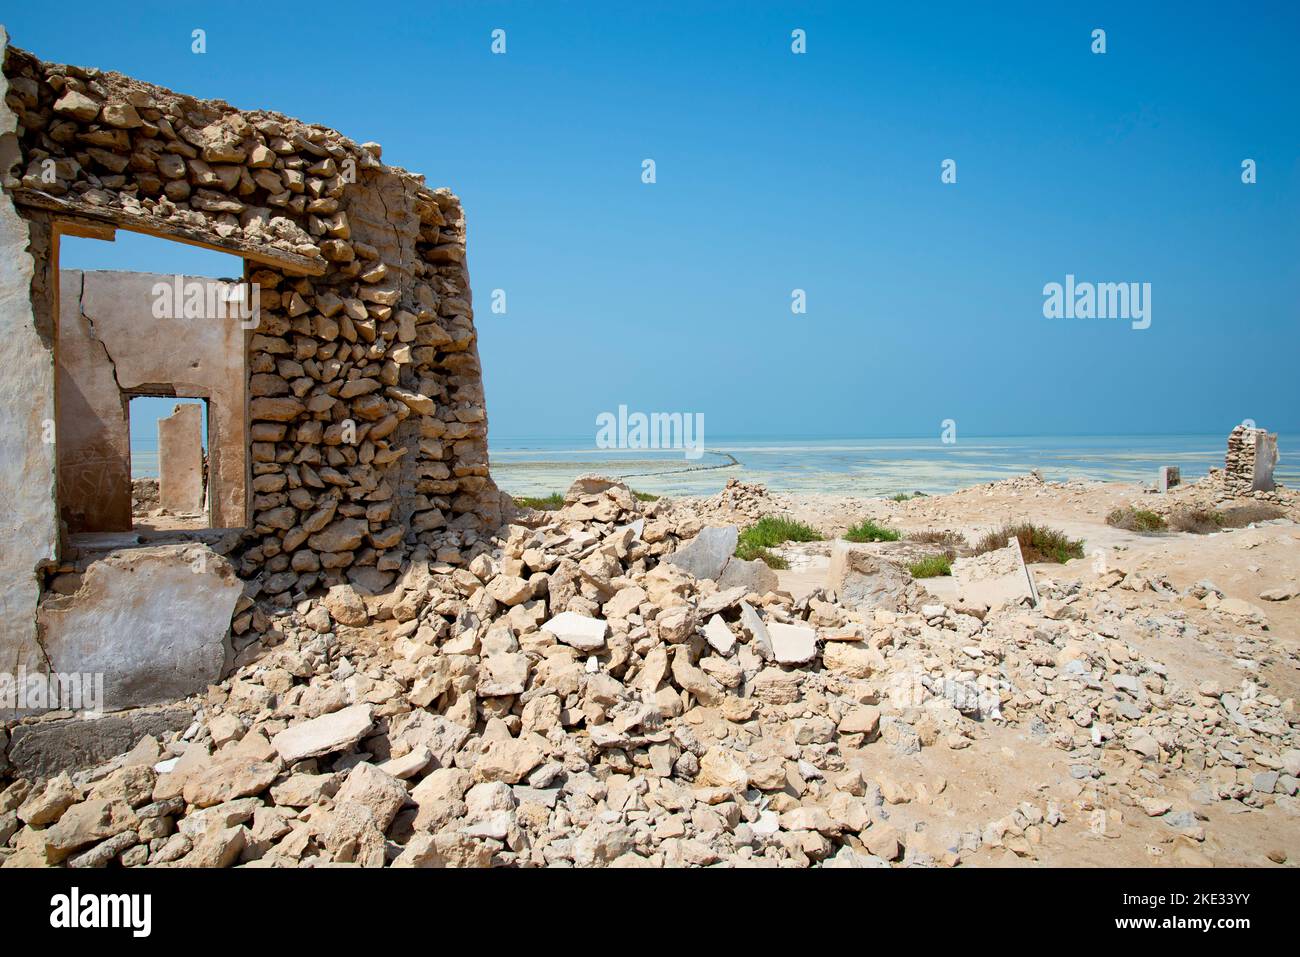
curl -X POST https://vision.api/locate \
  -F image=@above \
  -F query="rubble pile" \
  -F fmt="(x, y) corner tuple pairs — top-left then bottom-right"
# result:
(1172, 474), (1294, 513)
(130, 478), (159, 515)
(690, 478), (784, 523)
(3, 476), (1295, 869)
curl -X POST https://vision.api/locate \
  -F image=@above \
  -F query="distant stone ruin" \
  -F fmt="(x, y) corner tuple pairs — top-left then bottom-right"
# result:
(1225, 425), (1278, 494)
(1, 29), (506, 713)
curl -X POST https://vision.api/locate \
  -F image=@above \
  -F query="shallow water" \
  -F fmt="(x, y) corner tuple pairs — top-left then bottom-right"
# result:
(128, 433), (1298, 500)
(486, 434), (1300, 498)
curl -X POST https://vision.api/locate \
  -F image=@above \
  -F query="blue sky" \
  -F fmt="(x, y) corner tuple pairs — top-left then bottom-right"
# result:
(20, 1), (1298, 444)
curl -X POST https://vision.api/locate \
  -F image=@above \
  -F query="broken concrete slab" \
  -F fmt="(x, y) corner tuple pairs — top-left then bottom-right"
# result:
(35, 543), (243, 712)
(739, 601), (773, 660)
(272, 704), (375, 764)
(697, 585), (749, 617)
(827, 540), (911, 613)
(158, 402), (205, 513)
(663, 525), (738, 582)
(702, 615), (737, 655)
(951, 538), (1039, 611)
(767, 622), (818, 665)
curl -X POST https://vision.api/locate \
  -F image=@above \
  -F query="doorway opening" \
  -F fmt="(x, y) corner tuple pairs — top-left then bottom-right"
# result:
(54, 230), (251, 539)
(128, 395), (211, 530)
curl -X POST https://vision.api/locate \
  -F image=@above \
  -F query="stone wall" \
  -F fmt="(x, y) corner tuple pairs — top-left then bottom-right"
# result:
(1, 35), (506, 683)
(1225, 425), (1278, 494)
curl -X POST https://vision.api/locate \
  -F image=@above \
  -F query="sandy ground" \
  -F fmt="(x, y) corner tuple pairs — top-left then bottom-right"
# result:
(689, 477), (1299, 866)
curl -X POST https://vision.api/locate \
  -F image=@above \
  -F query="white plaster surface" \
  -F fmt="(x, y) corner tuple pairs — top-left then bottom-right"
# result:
(36, 544), (241, 710)
(0, 26), (59, 675)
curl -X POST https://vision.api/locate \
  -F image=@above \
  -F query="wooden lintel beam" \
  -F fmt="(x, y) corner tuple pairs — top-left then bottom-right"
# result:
(55, 220), (117, 242)
(11, 188), (327, 276)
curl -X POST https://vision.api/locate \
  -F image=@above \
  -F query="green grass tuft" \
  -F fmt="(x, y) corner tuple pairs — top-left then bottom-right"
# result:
(736, 516), (823, 550)
(734, 542), (790, 569)
(632, 490), (660, 502)
(733, 516), (820, 569)
(844, 519), (901, 543)
(890, 491), (928, 502)
(908, 554), (952, 578)
(514, 492), (564, 511)
(972, 522), (1084, 564)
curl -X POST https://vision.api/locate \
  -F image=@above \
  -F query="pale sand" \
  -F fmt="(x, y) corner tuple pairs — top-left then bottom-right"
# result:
(668, 475), (1299, 866)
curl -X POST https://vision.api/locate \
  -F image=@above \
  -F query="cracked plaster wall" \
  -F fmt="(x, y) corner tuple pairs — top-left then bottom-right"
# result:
(56, 269), (248, 531)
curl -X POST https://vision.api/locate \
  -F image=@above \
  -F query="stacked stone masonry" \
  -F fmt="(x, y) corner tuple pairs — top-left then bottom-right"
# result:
(1224, 425), (1278, 495)
(2, 43), (506, 616)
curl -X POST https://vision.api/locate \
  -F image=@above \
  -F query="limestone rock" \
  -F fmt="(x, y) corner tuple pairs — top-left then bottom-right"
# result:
(767, 622), (818, 665)
(663, 525), (738, 582)
(827, 540), (912, 613)
(271, 704), (374, 763)
(541, 611), (608, 651)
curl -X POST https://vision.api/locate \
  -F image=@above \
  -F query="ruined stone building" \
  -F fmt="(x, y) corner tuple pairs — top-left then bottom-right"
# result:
(1, 29), (505, 726)
(1224, 424), (1279, 495)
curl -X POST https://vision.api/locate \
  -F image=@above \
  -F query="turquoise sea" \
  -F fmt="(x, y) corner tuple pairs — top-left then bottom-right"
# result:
(484, 434), (1300, 498)
(129, 433), (1299, 499)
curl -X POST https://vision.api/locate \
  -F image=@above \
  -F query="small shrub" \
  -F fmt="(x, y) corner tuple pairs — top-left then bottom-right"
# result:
(737, 516), (823, 550)
(514, 492), (564, 511)
(1168, 507), (1222, 534)
(734, 542), (789, 569)
(1168, 503), (1283, 534)
(972, 522), (1084, 564)
(906, 529), (968, 549)
(632, 490), (660, 502)
(1106, 507), (1167, 533)
(909, 554), (952, 578)
(844, 519), (901, 543)
(890, 491), (928, 502)
(734, 516), (820, 569)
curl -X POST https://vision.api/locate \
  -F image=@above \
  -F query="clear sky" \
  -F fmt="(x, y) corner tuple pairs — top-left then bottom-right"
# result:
(18, 1), (1298, 443)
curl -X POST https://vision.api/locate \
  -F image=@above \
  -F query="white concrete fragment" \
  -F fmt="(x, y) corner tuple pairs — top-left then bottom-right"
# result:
(767, 622), (818, 665)
(951, 538), (1039, 610)
(542, 611), (608, 651)
(703, 615), (736, 655)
